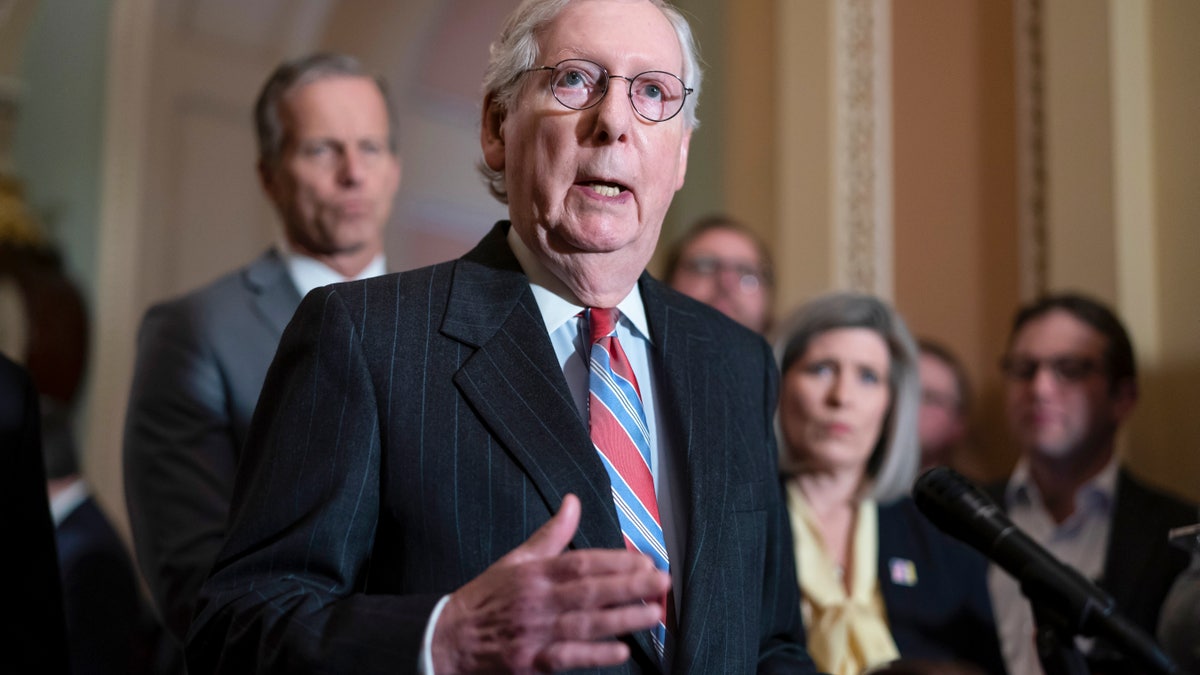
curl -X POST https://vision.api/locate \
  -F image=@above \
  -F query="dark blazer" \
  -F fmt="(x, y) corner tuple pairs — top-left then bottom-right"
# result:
(124, 248), (303, 640)
(0, 354), (70, 675)
(56, 495), (165, 675)
(877, 497), (1006, 675)
(987, 468), (1196, 671)
(187, 222), (814, 674)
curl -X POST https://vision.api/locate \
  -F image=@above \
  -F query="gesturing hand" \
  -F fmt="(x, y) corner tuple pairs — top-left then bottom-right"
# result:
(431, 494), (670, 674)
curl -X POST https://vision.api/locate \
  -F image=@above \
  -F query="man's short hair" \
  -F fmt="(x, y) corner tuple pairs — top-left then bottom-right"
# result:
(254, 52), (397, 167)
(1007, 292), (1137, 390)
(774, 292), (921, 503)
(662, 214), (775, 289)
(477, 0), (704, 203)
(917, 337), (971, 416)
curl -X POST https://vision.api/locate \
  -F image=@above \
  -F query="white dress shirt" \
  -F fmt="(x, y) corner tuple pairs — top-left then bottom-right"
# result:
(49, 477), (90, 527)
(278, 241), (386, 298)
(988, 454), (1118, 675)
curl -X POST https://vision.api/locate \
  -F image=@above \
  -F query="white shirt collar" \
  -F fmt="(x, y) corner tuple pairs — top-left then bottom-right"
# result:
(505, 226), (651, 342)
(1006, 452), (1120, 513)
(277, 241), (386, 299)
(49, 477), (90, 527)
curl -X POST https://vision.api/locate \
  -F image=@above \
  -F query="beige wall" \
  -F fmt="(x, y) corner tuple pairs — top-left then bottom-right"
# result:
(890, 0), (1019, 480)
(1124, 0), (1200, 501)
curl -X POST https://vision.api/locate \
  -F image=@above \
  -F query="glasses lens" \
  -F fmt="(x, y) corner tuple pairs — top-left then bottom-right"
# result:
(630, 71), (687, 121)
(684, 257), (719, 277)
(683, 257), (765, 292)
(1050, 358), (1099, 381)
(736, 268), (762, 292)
(1001, 356), (1101, 382)
(549, 60), (605, 110)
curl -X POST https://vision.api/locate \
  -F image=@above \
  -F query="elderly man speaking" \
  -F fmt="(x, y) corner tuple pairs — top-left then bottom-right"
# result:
(187, 1), (815, 673)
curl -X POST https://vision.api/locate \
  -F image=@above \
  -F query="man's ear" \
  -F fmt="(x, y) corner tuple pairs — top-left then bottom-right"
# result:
(481, 94), (507, 171)
(673, 127), (692, 191)
(1110, 378), (1138, 424)
(257, 159), (279, 201)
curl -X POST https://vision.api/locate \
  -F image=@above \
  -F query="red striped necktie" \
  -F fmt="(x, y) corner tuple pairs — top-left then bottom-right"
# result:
(586, 307), (669, 661)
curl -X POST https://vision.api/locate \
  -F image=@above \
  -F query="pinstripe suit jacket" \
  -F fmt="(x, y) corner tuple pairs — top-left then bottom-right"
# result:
(187, 222), (814, 674)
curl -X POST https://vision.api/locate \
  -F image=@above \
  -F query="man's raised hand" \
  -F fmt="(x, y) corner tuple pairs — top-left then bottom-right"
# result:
(431, 494), (670, 673)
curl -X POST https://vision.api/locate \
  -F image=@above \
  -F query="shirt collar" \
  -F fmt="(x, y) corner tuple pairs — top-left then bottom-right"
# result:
(1006, 452), (1120, 513)
(505, 226), (651, 343)
(49, 477), (90, 527)
(278, 240), (386, 298)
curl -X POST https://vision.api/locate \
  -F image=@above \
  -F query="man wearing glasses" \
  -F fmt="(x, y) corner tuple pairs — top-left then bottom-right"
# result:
(988, 292), (1196, 675)
(663, 214), (774, 334)
(187, 1), (815, 673)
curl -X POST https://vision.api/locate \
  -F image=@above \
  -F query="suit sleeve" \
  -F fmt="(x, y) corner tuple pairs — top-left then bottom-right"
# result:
(753, 339), (820, 674)
(0, 356), (70, 674)
(123, 301), (240, 640)
(186, 287), (441, 674)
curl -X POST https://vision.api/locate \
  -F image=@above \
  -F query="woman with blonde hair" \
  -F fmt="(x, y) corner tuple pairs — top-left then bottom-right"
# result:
(776, 292), (1004, 675)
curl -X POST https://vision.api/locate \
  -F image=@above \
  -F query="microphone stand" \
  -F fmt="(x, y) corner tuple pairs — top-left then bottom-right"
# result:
(1020, 564), (1183, 675)
(1032, 603), (1090, 675)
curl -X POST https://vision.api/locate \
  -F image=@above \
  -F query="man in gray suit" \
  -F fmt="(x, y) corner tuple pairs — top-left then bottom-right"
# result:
(123, 52), (402, 642)
(187, 1), (815, 673)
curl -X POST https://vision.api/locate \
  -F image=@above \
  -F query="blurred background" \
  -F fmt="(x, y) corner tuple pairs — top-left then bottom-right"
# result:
(1, 0), (1197, 543)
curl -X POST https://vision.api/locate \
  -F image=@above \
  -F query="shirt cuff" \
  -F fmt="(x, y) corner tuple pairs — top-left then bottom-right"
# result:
(418, 594), (453, 675)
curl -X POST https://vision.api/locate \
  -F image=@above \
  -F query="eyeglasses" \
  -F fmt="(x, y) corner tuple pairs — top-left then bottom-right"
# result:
(524, 59), (693, 123)
(678, 256), (770, 293)
(921, 388), (961, 412)
(999, 355), (1105, 383)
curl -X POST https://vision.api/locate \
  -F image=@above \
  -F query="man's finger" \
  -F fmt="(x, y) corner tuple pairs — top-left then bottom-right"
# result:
(552, 602), (663, 643)
(543, 548), (659, 581)
(534, 640), (632, 673)
(502, 493), (581, 564)
(549, 564), (670, 611)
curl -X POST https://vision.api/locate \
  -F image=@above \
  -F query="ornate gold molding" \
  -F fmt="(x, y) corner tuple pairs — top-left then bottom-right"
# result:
(1015, 0), (1047, 298)
(833, 0), (892, 297)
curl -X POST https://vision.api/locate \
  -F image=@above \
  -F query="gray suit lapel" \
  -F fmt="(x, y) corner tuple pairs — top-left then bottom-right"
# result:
(243, 249), (303, 336)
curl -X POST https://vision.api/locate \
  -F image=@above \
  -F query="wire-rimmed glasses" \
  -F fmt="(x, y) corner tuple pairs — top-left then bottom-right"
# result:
(524, 58), (692, 123)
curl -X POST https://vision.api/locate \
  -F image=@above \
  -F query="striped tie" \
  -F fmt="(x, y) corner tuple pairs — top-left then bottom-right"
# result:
(586, 307), (668, 661)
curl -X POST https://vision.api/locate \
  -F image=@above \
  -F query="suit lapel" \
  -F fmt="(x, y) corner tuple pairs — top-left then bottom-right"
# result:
(1101, 470), (1150, 606)
(641, 278), (725, 666)
(243, 249), (303, 336)
(442, 224), (625, 556)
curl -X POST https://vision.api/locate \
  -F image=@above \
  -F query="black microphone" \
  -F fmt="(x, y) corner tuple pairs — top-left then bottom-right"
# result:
(913, 466), (1181, 675)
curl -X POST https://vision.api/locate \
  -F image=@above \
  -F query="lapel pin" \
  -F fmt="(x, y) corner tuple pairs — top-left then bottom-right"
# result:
(889, 557), (918, 586)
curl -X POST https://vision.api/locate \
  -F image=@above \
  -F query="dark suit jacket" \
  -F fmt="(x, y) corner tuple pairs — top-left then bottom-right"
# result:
(0, 354), (70, 675)
(124, 248), (303, 639)
(56, 494), (164, 675)
(987, 468), (1196, 671)
(877, 497), (1006, 675)
(187, 222), (814, 674)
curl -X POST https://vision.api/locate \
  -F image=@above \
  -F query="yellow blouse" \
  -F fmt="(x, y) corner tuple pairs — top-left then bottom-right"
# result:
(787, 482), (900, 675)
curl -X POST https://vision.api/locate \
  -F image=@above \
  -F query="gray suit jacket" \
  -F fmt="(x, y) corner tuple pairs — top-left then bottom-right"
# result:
(187, 222), (814, 674)
(124, 249), (302, 639)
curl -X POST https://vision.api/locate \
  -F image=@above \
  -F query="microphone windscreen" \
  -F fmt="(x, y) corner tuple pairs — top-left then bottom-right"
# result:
(913, 466), (1007, 552)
